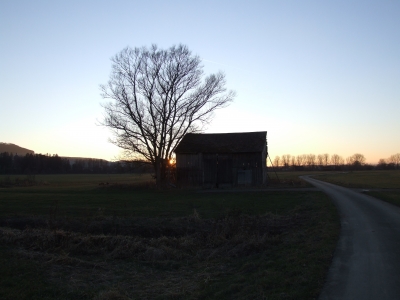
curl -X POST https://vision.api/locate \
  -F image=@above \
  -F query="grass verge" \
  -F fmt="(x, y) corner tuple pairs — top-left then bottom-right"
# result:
(0, 246), (76, 300)
(366, 191), (400, 208)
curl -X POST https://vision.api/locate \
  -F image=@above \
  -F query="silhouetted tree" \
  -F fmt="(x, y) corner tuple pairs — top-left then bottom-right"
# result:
(377, 159), (388, 170)
(273, 156), (281, 168)
(306, 154), (316, 169)
(322, 153), (330, 166)
(330, 154), (344, 169)
(290, 156), (296, 168)
(317, 154), (324, 167)
(388, 153), (400, 169)
(101, 44), (235, 185)
(281, 154), (291, 168)
(296, 155), (305, 167)
(347, 153), (366, 170)
(0, 152), (13, 173)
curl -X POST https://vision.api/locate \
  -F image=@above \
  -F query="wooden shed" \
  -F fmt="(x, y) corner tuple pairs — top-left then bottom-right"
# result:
(174, 131), (267, 187)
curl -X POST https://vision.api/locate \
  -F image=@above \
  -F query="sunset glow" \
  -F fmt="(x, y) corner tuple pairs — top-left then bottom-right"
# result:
(1, 1), (399, 164)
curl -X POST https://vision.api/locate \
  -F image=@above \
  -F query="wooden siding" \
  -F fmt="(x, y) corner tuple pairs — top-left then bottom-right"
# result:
(176, 153), (202, 185)
(176, 150), (267, 187)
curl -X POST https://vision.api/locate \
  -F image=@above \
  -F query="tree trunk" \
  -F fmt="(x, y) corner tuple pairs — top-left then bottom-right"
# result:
(155, 157), (161, 186)
(155, 156), (167, 187)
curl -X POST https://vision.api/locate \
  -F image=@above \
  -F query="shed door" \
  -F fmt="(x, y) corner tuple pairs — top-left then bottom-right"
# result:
(203, 154), (233, 186)
(217, 154), (233, 184)
(203, 154), (217, 185)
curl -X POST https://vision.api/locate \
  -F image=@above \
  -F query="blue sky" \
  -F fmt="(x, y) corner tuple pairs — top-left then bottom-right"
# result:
(1, 0), (399, 163)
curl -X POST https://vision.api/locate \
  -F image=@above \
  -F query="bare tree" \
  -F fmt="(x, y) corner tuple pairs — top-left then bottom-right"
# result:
(388, 153), (400, 169)
(301, 154), (308, 167)
(306, 154), (316, 169)
(281, 154), (291, 168)
(317, 154), (324, 167)
(331, 154), (344, 167)
(100, 44), (235, 184)
(290, 156), (296, 168)
(347, 153), (366, 169)
(296, 155), (305, 167)
(273, 156), (281, 168)
(377, 158), (387, 169)
(322, 153), (330, 166)
(351, 153), (366, 165)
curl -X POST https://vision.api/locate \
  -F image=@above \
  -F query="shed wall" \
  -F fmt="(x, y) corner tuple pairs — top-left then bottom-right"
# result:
(176, 151), (267, 187)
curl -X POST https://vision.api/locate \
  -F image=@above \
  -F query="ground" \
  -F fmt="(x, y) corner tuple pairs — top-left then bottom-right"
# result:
(0, 172), (346, 299)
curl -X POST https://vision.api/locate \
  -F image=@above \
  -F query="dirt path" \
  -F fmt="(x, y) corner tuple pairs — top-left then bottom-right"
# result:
(302, 176), (400, 300)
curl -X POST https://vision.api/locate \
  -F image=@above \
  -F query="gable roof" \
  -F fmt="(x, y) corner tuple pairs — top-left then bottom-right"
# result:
(174, 131), (267, 154)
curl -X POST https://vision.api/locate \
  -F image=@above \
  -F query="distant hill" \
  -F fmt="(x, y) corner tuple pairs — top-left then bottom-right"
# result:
(0, 143), (34, 155)
(0, 144), (111, 162)
(63, 156), (110, 163)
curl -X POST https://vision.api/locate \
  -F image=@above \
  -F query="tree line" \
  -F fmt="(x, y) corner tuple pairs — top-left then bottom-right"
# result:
(271, 153), (400, 171)
(0, 152), (152, 174)
(377, 153), (400, 170)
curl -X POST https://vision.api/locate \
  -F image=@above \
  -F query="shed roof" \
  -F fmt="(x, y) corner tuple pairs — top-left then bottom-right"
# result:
(174, 131), (267, 154)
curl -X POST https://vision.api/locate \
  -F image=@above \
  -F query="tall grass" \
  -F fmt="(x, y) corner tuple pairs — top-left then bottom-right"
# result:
(0, 174), (340, 299)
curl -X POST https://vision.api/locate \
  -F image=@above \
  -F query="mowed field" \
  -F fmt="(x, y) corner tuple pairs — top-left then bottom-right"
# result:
(314, 170), (400, 188)
(0, 173), (340, 299)
(312, 170), (400, 207)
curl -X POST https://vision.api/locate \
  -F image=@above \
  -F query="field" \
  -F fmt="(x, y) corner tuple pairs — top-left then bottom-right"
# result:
(312, 170), (400, 207)
(270, 170), (400, 208)
(313, 170), (400, 189)
(0, 174), (340, 299)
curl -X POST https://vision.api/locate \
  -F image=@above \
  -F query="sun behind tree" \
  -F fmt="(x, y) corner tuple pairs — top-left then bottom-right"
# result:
(100, 44), (235, 185)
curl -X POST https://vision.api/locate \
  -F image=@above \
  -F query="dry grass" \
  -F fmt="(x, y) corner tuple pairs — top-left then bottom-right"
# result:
(311, 171), (400, 209)
(0, 173), (154, 189)
(267, 172), (314, 187)
(0, 213), (297, 259)
(0, 174), (339, 299)
(314, 170), (400, 189)
(0, 193), (339, 299)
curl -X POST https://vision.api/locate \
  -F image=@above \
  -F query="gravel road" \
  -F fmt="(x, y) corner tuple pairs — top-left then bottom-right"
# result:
(301, 176), (400, 300)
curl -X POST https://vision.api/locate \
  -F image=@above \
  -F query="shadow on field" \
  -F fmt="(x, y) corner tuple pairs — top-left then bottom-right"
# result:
(0, 182), (339, 299)
(0, 211), (300, 260)
(0, 209), (311, 299)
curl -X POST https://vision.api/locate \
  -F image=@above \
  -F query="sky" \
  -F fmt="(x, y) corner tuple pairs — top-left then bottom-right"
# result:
(1, 0), (399, 164)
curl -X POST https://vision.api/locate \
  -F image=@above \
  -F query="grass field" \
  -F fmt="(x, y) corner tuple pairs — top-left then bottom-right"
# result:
(271, 170), (400, 208)
(267, 171), (319, 187)
(312, 170), (400, 208)
(0, 174), (339, 299)
(0, 173), (154, 188)
(313, 170), (400, 189)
